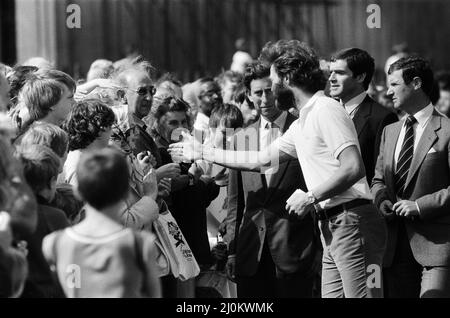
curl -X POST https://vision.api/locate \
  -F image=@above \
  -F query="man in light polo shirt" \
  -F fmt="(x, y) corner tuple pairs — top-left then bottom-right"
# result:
(169, 40), (387, 298)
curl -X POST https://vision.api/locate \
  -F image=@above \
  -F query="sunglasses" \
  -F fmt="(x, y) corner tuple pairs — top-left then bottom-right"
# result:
(127, 85), (156, 96)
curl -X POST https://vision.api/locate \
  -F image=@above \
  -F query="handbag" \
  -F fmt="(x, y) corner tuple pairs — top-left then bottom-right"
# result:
(152, 201), (200, 281)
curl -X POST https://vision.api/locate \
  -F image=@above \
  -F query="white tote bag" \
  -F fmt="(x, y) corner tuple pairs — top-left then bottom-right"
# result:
(153, 202), (200, 281)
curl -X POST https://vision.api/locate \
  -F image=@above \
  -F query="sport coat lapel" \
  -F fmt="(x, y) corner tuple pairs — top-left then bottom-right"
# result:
(352, 96), (372, 137)
(264, 113), (296, 204)
(405, 112), (441, 189)
(385, 122), (403, 198)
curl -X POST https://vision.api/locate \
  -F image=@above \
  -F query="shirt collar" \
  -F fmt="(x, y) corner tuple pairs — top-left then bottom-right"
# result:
(301, 90), (324, 111)
(342, 92), (367, 113)
(260, 111), (288, 129)
(410, 103), (434, 129)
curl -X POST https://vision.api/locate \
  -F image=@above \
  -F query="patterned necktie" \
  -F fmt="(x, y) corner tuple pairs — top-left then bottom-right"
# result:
(394, 115), (417, 198)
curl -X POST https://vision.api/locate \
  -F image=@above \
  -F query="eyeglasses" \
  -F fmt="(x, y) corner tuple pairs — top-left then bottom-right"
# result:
(126, 85), (156, 96)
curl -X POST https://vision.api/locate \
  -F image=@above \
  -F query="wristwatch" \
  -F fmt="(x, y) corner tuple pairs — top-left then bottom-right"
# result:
(306, 191), (317, 205)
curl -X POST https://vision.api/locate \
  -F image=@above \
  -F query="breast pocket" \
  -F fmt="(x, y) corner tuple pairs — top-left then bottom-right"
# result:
(423, 151), (445, 162)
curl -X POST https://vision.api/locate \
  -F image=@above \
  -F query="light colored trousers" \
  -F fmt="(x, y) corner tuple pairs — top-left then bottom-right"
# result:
(319, 203), (387, 298)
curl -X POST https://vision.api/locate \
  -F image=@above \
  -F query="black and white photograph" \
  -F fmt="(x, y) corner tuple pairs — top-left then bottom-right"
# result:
(1, 0), (450, 303)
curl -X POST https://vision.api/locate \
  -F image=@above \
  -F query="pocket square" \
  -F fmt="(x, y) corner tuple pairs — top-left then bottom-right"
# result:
(427, 148), (437, 154)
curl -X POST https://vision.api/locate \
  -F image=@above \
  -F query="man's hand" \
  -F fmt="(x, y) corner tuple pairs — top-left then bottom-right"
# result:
(285, 190), (314, 219)
(188, 163), (203, 183)
(168, 131), (204, 163)
(211, 244), (228, 262)
(142, 168), (158, 200)
(393, 200), (419, 219)
(136, 151), (155, 176)
(156, 163), (180, 181)
(157, 178), (172, 199)
(225, 255), (236, 282)
(379, 200), (395, 221)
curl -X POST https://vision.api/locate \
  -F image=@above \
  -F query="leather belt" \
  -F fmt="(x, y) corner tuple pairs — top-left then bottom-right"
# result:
(315, 199), (371, 221)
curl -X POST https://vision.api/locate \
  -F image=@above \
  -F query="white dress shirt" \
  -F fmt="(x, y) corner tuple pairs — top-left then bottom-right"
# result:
(260, 112), (287, 185)
(342, 92), (367, 119)
(394, 104), (434, 168)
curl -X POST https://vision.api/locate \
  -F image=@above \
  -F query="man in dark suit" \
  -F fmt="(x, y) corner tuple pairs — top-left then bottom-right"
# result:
(329, 48), (398, 184)
(372, 56), (450, 297)
(222, 62), (318, 298)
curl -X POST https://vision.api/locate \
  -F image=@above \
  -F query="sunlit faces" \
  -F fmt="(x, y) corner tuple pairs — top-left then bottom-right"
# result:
(158, 111), (189, 143)
(126, 71), (154, 119)
(248, 77), (279, 121)
(328, 59), (364, 102)
(386, 69), (416, 110)
(198, 82), (222, 117)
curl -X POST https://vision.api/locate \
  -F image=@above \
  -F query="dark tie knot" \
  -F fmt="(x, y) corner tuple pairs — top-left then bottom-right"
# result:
(265, 122), (275, 129)
(406, 115), (417, 126)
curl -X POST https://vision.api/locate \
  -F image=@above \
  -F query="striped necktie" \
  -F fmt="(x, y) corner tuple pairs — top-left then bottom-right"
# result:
(394, 115), (417, 198)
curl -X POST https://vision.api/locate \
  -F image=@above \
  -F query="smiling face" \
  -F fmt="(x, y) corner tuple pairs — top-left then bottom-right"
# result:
(248, 77), (279, 122)
(328, 59), (364, 102)
(386, 69), (416, 111)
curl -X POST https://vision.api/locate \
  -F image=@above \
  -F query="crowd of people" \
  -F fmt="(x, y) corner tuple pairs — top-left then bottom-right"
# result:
(1, 38), (450, 298)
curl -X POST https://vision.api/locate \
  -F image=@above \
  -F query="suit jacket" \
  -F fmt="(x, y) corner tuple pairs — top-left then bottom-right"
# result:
(352, 96), (398, 184)
(223, 113), (318, 277)
(372, 109), (450, 267)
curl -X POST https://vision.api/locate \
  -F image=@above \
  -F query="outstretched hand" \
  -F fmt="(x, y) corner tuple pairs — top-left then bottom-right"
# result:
(168, 131), (201, 163)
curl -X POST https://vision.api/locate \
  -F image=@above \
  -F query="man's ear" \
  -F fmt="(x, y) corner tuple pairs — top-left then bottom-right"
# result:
(411, 76), (423, 91)
(283, 73), (292, 87)
(355, 73), (366, 85)
(246, 91), (254, 104)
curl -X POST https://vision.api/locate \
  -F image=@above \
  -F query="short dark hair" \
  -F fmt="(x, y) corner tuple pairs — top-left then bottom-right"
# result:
(388, 56), (434, 99)
(16, 144), (60, 194)
(154, 96), (190, 122)
(18, 122), (68, 158)
(62, 99), (116, 151)
(243, 62), (270, 91)
(209, 103), (243, 129)
(76, 147), (130, 210)
(331, 48), (375, 90)
(273, 44), (326, 94)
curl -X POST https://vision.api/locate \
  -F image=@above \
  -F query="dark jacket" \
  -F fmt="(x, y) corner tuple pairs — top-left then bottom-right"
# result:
(352, 96), (398, 184)
(224, 113), (318, 277)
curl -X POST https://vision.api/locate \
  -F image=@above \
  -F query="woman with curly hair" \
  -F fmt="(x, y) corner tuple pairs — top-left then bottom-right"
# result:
(61, 98), (116, 186)
(61, 98), (162, 236)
